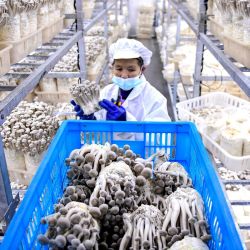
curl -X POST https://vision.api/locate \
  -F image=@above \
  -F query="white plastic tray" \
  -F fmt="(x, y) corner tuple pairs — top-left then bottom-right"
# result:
(176, 92), (250, 171)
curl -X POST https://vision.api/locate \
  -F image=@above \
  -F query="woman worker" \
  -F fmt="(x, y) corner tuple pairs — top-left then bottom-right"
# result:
(72, 38), (171, 122)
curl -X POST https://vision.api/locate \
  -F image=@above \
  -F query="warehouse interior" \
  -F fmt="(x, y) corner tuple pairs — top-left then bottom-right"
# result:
(0, 0), (249, 249)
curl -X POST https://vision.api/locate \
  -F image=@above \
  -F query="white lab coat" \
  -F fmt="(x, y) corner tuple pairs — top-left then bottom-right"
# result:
(94, 75), (171, 141)
(95, 75), (171, 122)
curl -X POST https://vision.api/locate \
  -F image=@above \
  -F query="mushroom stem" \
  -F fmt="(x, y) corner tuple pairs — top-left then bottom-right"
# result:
(162, 207), (172, 231)
(178, 199), (189, 236)
(194, 221), (201, 238)
(119, 215), (133, 250)
(168, 198), (180, 236)
(183, 199), (195, 224)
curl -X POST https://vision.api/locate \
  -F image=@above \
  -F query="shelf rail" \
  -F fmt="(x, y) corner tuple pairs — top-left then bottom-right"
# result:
(161, 0), (250, 243)
(0, 0), (120, 230)
(168, 0), (250, 98)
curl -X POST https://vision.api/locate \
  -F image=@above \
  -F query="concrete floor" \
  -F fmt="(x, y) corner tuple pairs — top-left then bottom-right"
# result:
(137, 38), (175, 120)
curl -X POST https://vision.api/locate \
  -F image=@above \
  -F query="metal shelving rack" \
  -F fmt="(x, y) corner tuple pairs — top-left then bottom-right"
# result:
(160, 0), (250, 102)
(0, 0), (122, 232)
(159, 0), (250, 234)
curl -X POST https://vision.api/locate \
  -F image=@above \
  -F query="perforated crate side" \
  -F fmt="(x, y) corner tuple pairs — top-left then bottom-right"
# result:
(1, 121), (245, 250)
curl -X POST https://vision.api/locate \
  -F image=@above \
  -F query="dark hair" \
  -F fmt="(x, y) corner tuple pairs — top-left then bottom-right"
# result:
(112, 57), (144, 67)
(136, 57), (144, 67)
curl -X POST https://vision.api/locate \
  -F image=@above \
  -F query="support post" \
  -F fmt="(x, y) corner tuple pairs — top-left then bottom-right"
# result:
(176, 15), (181, 47)
(114, 0), (118, 25)
(164, 1), (172, 66)
(0, 134), (13, 232)
(193, 0), (207, 97)
(120, 0), (123, 15)
(104, 0), (110, 85)
(76, 0), (87, 82)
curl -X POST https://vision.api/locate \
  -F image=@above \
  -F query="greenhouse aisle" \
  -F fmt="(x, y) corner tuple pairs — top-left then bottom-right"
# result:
(138, 38), (175, 120)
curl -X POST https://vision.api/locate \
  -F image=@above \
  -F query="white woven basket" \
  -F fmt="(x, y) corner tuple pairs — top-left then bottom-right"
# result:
(176, 92), (250, 171)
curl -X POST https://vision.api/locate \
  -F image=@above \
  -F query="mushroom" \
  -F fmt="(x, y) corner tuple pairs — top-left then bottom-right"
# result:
(119, 205), (164, 250)
(1, 101), (59, 158)
(38, 202), (100, 249)
(162, 187), (211, 246)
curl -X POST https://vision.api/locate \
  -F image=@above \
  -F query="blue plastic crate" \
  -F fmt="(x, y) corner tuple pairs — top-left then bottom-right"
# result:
(0, 121), (245, 250)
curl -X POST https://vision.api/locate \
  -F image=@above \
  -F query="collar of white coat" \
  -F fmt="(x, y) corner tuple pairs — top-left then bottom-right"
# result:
(112, 74), (147, 105)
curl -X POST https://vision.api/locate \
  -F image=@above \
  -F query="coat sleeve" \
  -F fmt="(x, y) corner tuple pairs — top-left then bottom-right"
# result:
(144, 90), (171, 122)
(126, 111), (137, 121)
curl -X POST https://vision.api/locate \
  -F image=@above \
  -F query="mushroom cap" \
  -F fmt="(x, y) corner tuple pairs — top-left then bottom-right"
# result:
(123, 144), (130, 150)
(99, 203), (109, 214)
(66, 186), (76, 195)
(57, 217), (70, 229)
(85, 153), (95, 163)
(107, 150), (117, 160)
(70, 213), (81, 224)
(134, 163), (144, 174)
(168, 227), (178, 236)
(111, 144), (119, 152)
(125, 149), (133, 158)
(201, 234), (212, 242)
(136, 176), (147, 186)
(37, 234), (49, 245)
(71, 238), (81, 247)
(89, 206), (101, 219)
(82, 228), (91, 238)
(84, 239), (95, 249)
(141, 168), (152, 179)
(48, 216), (57, 227)
(115, 190), (125, 200)
(89, 169), (98, 178)
(55, 235), (67, 248)
(110, 206), (119, 215)
(73, 224), (82, 234)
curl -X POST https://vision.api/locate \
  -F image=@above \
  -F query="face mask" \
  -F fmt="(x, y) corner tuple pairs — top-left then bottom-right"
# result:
(112, 75), (143, 90)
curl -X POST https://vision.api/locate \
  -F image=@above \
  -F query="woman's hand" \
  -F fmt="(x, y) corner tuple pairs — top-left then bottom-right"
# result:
(99, 99), (126, 121)
(70, 100), (96, 120)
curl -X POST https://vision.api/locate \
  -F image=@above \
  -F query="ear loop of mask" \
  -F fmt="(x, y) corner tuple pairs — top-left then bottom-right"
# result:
(139, 67), (144, 78)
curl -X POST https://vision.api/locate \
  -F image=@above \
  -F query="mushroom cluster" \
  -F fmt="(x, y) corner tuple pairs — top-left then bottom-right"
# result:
(120, 204), (164, 250)
(84, 36), (107, 65)
(218, 167), (250, 191)
(39, 143), (211, 249)
(56, 185), (92, 208)
(38, 201), (100, 249)
(214, 0), (250, 42)
(86, 26), (113, 37)
(5, 0), (63, 14)
(153, 158), (192, 197)
(0, 0), (63, 40)
(90, 161), (139, 248)
(52, 36), (106, 73)
(70, 80), (101, 115)
(52, 45), (79, 72)
(0, 100), (59, 155)
(0, 0), (8, 26)
(162, 187), (211, 247)
(169, 236), (209, 250)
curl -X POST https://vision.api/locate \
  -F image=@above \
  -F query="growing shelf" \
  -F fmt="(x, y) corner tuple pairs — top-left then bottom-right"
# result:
(0, 0), (121, 231)
(168, 0), (250, 98)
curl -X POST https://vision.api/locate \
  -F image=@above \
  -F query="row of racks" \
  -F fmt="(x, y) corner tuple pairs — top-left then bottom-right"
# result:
(0, 0), (125, 231)
(156, 0), (250, 233)
(157, 0), (250, 114)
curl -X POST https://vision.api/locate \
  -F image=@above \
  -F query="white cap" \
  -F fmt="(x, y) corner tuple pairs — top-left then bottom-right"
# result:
(109, 38), (153, 66)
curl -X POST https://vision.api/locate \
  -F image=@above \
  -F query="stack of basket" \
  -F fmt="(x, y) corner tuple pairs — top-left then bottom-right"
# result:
(63, 0), (95, 28)
(136, 3), (155, 38)
(0, 0), (65, 73)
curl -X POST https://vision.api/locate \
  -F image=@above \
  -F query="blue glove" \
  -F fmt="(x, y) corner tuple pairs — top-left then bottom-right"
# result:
(70, 100), (96, 120)
(99, 99), (126, 121)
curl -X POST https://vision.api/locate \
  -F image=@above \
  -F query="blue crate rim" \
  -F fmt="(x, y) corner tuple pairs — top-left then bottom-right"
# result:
(1, 121), (246, 249)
